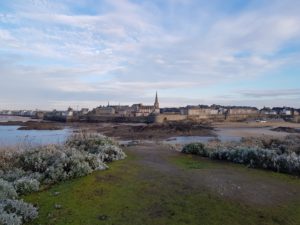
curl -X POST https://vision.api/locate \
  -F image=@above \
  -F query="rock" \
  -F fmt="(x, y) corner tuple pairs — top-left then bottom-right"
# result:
(54, 204), (62, 209)
(98, 214), (109, 221)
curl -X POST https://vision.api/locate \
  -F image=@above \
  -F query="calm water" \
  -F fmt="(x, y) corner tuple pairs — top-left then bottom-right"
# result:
(0, 125), (71, 146)
(0, 115), (35, 122)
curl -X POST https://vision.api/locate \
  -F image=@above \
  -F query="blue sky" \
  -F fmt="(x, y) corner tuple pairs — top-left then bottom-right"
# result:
(0, 0), (300, 110)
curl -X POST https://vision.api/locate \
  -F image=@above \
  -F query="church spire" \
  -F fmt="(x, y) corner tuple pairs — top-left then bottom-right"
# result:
(154, 91), (159, 109)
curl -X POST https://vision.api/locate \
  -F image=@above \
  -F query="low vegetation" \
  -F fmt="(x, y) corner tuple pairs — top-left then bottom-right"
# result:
(24, 150), (300, 225)
(182, 135), (300, 175)
(0, 133), (125, 225)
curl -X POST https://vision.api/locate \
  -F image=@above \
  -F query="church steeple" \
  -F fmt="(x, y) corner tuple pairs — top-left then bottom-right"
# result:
(154, 91), (159, 109)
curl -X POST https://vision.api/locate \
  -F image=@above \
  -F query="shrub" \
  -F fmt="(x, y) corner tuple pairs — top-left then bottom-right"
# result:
(182, 143), (209, 156)
(19, 145), (64, 173)
(182, 143), (300, 175)
(0, 169), (27, 183)
(0, 212), (22, 225)
(14, 178), (40, 195)
(240, 135), (300, 155)
(66, 133), (116, 151)
(0, 199), (38, 223)
(42, 148), (93, 184)
(92, 145), (126, 162)
(66, 132), (126, 162)
(0, 179), (17, 200)
(0, 150), (22, 171)
(275, 152), (300, 174)
(84, 154), (108, 171)
(0, 132), (126, 224)
(18, 146), (105, 184)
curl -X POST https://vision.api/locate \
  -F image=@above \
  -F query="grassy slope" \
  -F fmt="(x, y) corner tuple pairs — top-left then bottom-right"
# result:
(25, 153), (300, 225)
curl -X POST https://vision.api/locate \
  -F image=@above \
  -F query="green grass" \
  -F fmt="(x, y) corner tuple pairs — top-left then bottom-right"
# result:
(172, 153), (300, 184)
(170, 154), (220, 169)
(24, 152), (300, 225)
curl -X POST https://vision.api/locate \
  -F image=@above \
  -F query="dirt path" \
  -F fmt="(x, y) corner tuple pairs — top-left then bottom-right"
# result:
(126, 143), (300, 206)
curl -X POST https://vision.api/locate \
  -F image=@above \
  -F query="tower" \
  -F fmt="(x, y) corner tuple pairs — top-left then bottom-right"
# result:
(154, 91), (159, 109)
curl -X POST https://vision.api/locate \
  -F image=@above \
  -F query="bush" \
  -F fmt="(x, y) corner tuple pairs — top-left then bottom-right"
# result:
(19, 145), (64, 173)
(40, 148), (93, 184)
(182, 143), (209, 156)
(0, 132), (126, 224)
(182, 143), (300, 175)
(0, 199), (38, 223)
(240, 135), (300, 155)
(66, 133), (116, 151)
(0, 169), (27, 183)
(0, 179), (18, 200)
(0, 150), (22, 171)
(66, 132), (126, 162)
(92, 145), (126, 162)
(0, 212), (22, 225)
(84, 154), (108, 171)
(14, 178), (40, 195)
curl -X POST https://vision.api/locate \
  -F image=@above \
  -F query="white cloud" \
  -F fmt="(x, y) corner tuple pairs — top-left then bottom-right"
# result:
(238, 89), (300, 98)
(0, 0), (300, 109)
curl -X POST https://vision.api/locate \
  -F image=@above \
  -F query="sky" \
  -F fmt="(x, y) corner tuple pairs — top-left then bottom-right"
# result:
(0, 0), (300, 110)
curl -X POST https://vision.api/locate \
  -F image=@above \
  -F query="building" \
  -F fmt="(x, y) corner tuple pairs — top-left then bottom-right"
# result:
(93, 106), (115, 116)
(260, 107), (278, 115)
(227, 107), (258, 115)
(90, 92), (160, 118)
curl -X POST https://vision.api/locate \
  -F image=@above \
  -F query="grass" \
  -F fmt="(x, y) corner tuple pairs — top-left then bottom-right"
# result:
(24, 152), (300, 225)
(169, 154), (221, 169)
(172, 153), (300, 184)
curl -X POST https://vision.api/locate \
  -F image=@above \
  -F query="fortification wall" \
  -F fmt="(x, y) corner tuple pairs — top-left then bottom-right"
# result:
(225, 113), (260, 122)
(155, 114), (226, 123)
(187, 114), (226, 122)
(293, 116), (300, 123)
(154, 114), (187, 123)
(86, 115), (154, 123)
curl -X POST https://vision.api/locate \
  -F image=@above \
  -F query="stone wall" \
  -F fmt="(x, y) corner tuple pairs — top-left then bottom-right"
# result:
(225, 114), (260, 122)
(86, 115), (154, 123)
(293, 116), (300, 123)
(154, 114), (226, 123)
(154, 114), (188, 123)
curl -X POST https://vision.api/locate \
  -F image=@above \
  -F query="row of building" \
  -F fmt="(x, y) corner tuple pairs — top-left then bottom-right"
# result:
(1, 93), (300, 122)
(160, 105), (300, 117)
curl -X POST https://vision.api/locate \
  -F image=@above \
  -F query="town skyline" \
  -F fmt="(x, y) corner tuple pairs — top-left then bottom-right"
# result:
(1, 0), (300, 110)
(1, 90), (300, 112)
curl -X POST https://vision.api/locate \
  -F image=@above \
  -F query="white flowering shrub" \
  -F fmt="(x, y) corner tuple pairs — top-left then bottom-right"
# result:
(66, 133), (117, 151)
(0, 179), (18, 200)
(275, 152), (300, 174)
(18, 146), (96, 184)
(240, 135), (300, 154)
(84, 154), (108, 171)
(19, 145), (64, 173)
(14, 178), (40, 195)
(182, 143), (209, 156)
(182, 143), (300, 175)
(0, 199), (38, 224)
(66, 132), (126, 162)
(0, 212), (22, 225)
(42, 149), (93, 184)
(0, 132), (125, 224)
(0, 150), (22, 171)
(0, 169), (27, 183)
(91, 145), (126, 162)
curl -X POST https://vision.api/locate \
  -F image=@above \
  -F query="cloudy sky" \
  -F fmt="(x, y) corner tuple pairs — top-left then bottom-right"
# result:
(1, 0), (300, 110)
